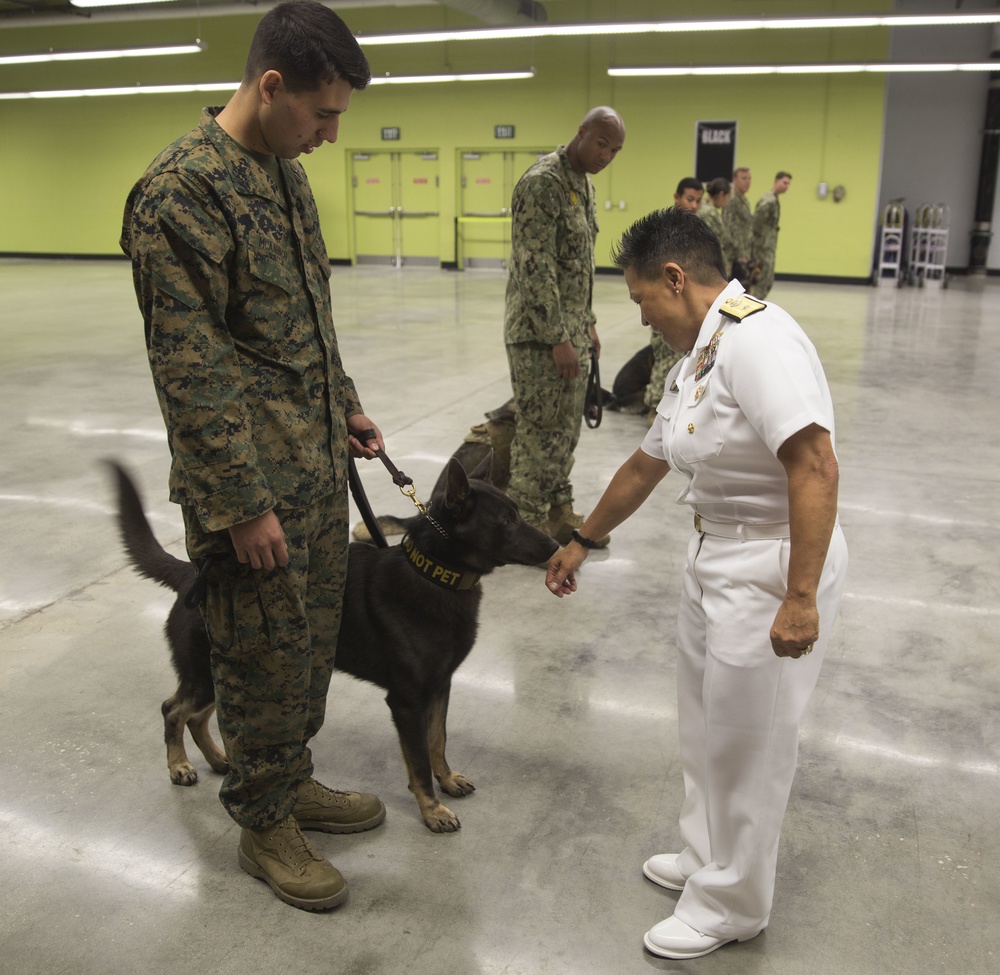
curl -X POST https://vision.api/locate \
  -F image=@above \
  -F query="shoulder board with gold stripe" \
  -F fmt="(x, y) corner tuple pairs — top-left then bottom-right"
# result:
(720, 295), (767, 322)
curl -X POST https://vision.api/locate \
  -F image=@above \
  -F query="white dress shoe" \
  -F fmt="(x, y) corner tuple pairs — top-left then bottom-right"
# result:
(643, 914), (762, 959)
(642, 853), (686, 891)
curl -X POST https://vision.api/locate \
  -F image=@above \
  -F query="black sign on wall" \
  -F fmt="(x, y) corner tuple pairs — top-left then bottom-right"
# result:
(381, 127), (401, 141)
(695, 121), (737, 183)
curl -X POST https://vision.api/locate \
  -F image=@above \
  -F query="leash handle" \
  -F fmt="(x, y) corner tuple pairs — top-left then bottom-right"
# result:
(584, 347), (603, 429)
(347, 455), (388, 548)
(355, 428), (413, 488)
(354, 428), (429, 516)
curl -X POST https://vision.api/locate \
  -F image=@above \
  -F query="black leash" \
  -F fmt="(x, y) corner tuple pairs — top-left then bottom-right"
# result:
(349, 429), (440, 548)
(584, 347), (603, 429)
(185, 554), (222, 609)
(348, 454), (388, 548)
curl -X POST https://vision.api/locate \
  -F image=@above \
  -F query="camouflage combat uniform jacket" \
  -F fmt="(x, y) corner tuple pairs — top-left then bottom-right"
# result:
(698, 203), (734, 272)
(751, 189), (781, 298)
(121, 108), (362, 533)
(723, 190), (753, 265)
(751, 190), (781, 266)
(503, 145), (597, 348)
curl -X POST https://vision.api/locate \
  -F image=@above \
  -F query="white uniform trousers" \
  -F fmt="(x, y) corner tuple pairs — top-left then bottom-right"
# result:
(671, 525), (848, 938)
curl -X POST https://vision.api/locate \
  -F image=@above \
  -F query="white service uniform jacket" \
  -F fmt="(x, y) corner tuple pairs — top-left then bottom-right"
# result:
(640, 279), (836, 526)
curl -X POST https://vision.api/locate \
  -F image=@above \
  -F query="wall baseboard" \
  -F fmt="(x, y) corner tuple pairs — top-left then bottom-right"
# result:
(0, 252), (128, 261)
(5, 253), (999, 279)
(775, 272), (872, 286)
(596, 267), (875, 285)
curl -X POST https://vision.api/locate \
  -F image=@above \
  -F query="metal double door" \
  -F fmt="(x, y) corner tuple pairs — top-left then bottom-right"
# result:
(458, 149), (548, 268)
(351, 151), (440, 266)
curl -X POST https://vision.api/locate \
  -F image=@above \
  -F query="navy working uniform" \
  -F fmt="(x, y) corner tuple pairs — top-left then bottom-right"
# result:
(723, 190), (753, 288)
(504, 145), (597, 529)
(639, 279), (849, 939)
(751, 189), (781, 300)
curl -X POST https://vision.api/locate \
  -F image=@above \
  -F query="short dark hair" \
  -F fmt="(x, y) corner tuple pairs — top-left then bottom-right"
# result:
(675, 177), (704, 196)
(245, 0), (371, 92)
(706, 177), (730, 197)
(612, 208), (727, 285)
(776, 171), (792, 181)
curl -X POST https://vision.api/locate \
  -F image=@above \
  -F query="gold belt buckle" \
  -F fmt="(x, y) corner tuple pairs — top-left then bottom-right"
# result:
(694, 513), (703, 532)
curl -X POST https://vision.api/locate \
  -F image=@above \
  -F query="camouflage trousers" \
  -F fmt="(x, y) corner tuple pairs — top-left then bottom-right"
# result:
(183, 491), (349, 831)
(506, 340), (588, 527)
(752, 252), (775, 300)
(644, 332), (684, 411)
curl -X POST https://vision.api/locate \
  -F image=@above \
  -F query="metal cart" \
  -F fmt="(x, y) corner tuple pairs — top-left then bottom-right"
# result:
(908, 203), (950, 288)
(874, 201), (907, 286)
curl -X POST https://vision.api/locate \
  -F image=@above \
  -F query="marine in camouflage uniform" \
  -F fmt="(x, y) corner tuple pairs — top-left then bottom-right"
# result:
(751, 173), (791, 300)
(723, 170), (754, 289)
(121, 104), (377, 831)
(504, 107), (625, 540)
(121, 1), (384, 914)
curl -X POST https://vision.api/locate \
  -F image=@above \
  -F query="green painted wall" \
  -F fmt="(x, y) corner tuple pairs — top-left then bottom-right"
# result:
(0, 0), (890, 276)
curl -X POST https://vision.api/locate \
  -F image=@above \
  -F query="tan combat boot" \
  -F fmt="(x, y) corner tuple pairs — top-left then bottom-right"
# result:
(546, 503), (611, 548)
(293, 778), (386, 834)
(238, 816), (348, 911)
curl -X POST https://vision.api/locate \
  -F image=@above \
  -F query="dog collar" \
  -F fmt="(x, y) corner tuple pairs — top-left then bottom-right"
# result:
(401, 533), (481, 591)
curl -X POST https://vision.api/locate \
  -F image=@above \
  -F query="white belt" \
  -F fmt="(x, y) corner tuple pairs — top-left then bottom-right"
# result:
(694, 512), (790, 540)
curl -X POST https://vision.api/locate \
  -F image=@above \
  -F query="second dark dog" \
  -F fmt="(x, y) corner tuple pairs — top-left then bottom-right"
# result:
(108, 455), (557, 832)
(352, 399), (516, 542)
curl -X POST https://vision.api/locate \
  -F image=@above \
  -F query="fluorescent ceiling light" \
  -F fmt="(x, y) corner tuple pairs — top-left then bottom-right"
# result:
(609, 62), (1000, 77)
(0, 82), (238, 100)
(0, 70), (533, 100)
(358, 13), (1000, 44)
(369, 70), (533, 84)
(70, 0), (179, 7)
(0, 41), (205, 66)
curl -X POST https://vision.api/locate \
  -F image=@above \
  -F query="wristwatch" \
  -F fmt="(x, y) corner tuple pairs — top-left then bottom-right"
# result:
(570, 528), (600, 549)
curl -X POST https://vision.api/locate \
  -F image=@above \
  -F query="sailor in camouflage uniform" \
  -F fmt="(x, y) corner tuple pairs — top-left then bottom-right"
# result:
(504, 107), (625, 545)
(643, 180), (702, 416)
(723, 167), (754, 289)
(120, 1), (384, 912)
(751, 171), (792, 300)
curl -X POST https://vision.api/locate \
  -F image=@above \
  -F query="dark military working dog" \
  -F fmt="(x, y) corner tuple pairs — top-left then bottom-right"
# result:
(108, 455), (557, 832)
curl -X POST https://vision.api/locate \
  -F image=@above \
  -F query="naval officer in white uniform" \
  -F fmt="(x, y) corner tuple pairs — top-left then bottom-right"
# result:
(545, 207), (848, 961)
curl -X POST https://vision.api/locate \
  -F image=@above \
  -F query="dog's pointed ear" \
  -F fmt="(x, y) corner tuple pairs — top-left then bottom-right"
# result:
(467, 449), (494, 483)
(444, 456), (472, 511)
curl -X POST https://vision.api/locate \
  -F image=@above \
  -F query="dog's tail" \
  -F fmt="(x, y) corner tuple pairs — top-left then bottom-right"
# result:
(104, 460), (192, 595)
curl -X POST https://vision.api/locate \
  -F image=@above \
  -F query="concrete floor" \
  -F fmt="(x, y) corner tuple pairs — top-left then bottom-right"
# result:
(1, 258), (997, 974)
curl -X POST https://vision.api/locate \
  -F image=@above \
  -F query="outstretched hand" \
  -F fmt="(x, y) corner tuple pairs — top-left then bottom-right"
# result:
(545, 545), (586, 597)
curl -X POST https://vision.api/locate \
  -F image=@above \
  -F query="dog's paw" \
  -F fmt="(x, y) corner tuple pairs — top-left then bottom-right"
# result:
(438, 772), (475, 798)
(169, 763), (199, 786)
(422, 801), (461, 833)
